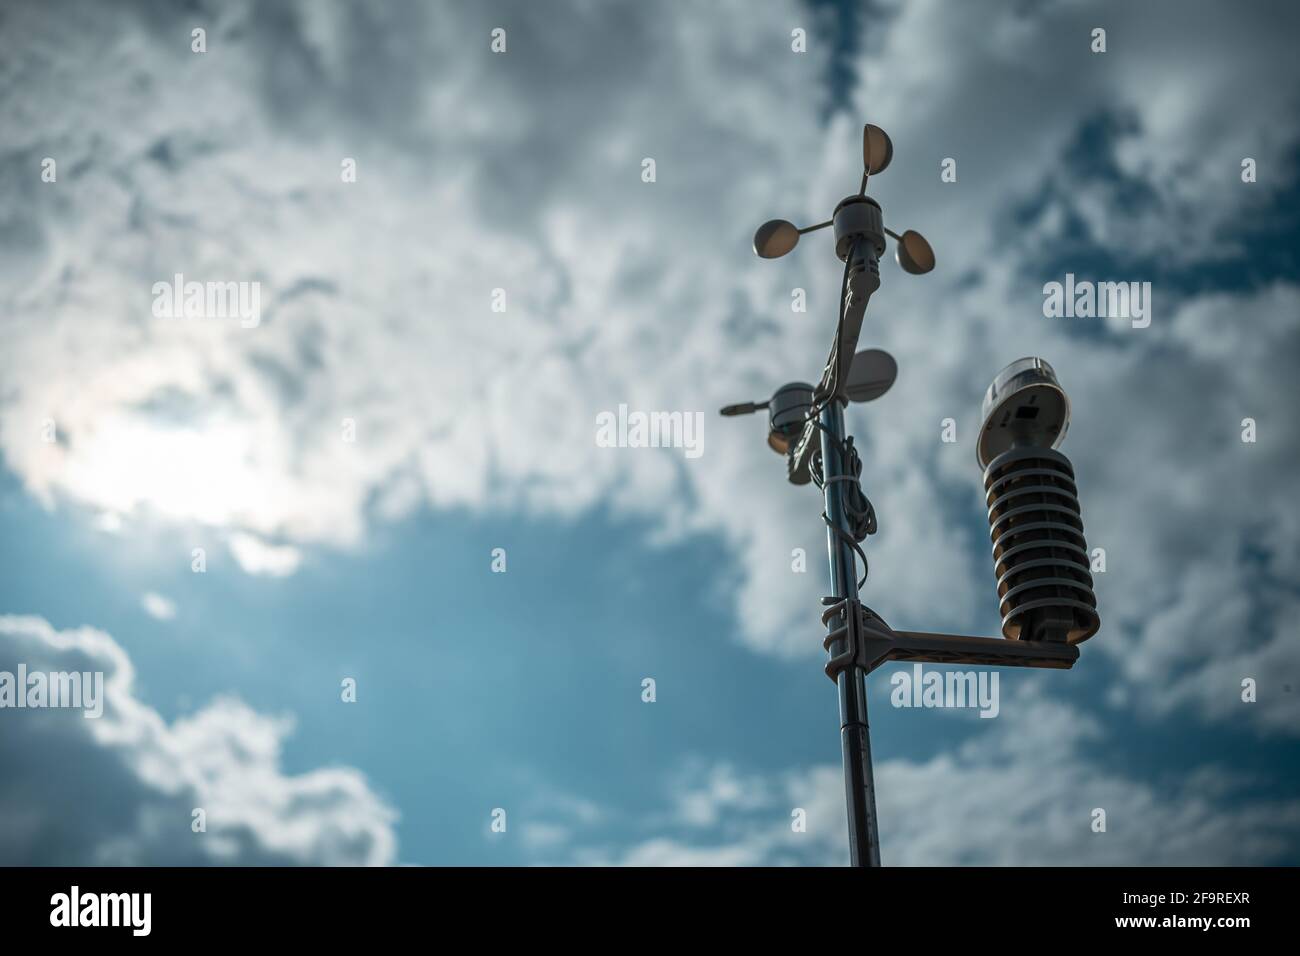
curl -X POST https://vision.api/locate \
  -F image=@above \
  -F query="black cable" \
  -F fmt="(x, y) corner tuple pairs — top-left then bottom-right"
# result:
(807, 255), (854, 423)
(807, 420), (877, 589)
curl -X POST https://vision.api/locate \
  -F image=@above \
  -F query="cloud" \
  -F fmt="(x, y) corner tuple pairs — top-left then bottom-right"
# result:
(0, 615), (397, 865)
(550, 683), (1300, 866)
(0, 0), (1297, 745)
(873, 685), (1300, 866)
(140, 591), (176, 620)
(227, 531), (303, 577)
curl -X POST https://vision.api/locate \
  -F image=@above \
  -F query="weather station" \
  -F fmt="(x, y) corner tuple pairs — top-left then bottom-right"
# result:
(720, 124), (1101, 867)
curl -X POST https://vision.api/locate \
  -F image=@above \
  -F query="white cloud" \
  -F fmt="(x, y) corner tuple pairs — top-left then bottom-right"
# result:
(227, 531), (303, 577)
(552, 682), (1300, 866)
(140, 591), (176, 621)
(94, 511), (123, 534)
(518, 822), (571, 852)
(0, 615), (397, 865)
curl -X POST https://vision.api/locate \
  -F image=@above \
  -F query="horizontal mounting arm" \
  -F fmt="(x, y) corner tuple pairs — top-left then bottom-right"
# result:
(886, 630), (1079, 671)
(821, 597), (1079, 681)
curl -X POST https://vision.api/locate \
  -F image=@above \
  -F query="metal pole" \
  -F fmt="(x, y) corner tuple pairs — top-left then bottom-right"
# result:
(819, 398), (882, 867)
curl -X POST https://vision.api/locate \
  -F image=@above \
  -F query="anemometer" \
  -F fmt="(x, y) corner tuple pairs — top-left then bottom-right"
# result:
(720, 124), (1100, 867)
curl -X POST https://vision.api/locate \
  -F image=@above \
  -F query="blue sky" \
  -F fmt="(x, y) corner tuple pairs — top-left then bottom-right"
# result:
(1, 0), (1299, 865)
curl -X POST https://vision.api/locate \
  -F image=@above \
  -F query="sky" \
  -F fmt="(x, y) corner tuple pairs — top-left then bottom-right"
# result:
(1, 0), (1298, 866)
